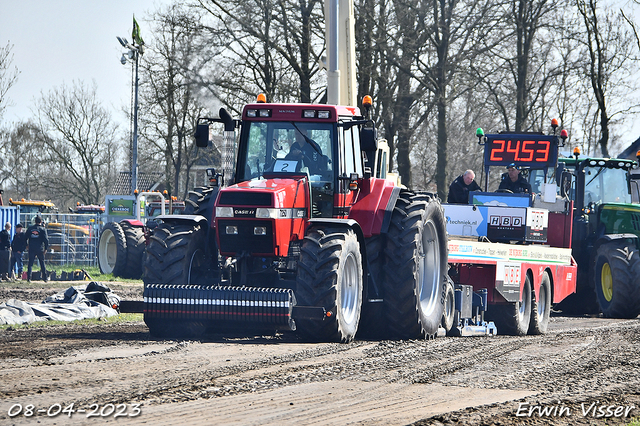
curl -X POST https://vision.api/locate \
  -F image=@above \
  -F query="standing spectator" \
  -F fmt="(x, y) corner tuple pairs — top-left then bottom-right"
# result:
(26, 216), (49, 282)
(11, 223), (27, 280)
(0, 222), (11, 281)
(447, 170), (481, 204)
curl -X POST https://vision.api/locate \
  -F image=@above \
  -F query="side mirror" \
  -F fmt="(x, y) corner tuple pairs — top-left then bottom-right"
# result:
(560, 171), (572, 198)
(194, 124), (210, 148)
(360, 126), (377, 152)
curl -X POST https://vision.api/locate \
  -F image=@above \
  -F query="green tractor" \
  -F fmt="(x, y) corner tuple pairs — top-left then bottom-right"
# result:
(545, 154), (640, 318)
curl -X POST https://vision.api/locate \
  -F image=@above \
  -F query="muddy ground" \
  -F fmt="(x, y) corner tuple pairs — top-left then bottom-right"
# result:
(0, 281), (639, 425)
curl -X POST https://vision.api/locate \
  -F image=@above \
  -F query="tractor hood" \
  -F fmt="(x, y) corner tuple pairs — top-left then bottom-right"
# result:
(597, 203), (640, 237)
(214, 176), (309, 257)
(215, 176), (310, 218)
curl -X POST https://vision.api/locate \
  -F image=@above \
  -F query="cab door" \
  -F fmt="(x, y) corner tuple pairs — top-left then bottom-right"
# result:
(335, 124), (363, 218)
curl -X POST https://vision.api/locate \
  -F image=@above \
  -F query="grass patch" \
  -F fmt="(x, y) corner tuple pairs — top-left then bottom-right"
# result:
(627, 418), (640, 426)
(0, 313), (144, 330)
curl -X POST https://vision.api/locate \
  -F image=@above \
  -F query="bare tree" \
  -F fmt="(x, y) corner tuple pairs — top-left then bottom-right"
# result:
(0, 121), (45, 200)
(137, 5), (213, 199)
(33, 81), (121, 208)
(194, 0), (325, 108)
(576, 0), (639, 157)
(0, 41), (20, 121)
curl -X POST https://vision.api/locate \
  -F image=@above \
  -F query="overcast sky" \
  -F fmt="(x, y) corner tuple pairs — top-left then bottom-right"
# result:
(1, 0), (166, 128)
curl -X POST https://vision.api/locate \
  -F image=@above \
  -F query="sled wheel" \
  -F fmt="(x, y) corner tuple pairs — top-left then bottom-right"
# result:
(529, 271), (551, 335)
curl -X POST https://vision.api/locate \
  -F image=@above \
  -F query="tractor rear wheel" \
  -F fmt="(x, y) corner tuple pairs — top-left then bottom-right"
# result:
(143, 221), (212, 286)
(295, 226), (363, 342)
(488, 275), (532, 336)
(356, 234), (385, 339)
(98, 222), (127, 276)
(143, 221), (213, 337)
(529, 271), (551, 335)
(594, 241), (640, 318)
(381, 191), (447, 339)
(184, 186), (218, 219)
(120, 222), (145, 279)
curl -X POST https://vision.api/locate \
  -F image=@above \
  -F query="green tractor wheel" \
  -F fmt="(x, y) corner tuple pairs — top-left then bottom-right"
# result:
(594, 240), (640, 318)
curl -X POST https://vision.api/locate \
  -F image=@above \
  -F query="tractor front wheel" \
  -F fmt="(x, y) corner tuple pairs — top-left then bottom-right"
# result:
(143, 221), (212, 286)
(594, 241), (640, 318)
(295, 226), (363, 342)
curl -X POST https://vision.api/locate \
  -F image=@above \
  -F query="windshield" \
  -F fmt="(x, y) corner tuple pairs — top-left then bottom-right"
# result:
(583, 166), (631, 207)
(240, 121), (334, 181)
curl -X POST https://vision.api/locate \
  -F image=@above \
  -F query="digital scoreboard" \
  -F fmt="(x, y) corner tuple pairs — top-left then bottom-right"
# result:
(483, 134), (559, 168)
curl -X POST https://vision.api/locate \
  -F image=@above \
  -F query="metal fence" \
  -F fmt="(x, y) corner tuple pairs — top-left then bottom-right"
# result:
(18, 213), (103, 268)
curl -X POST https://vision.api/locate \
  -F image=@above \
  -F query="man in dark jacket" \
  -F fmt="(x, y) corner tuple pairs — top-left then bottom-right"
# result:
(26, 216), (49, 282)
(498, 163), (532, 194)
(10, 223), (27, 280)
(0, 222), (11, 281)
(447, 170), (481, 204)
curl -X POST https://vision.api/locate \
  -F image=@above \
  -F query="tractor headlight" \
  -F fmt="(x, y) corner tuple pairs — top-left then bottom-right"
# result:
(216, 207), (234, 217)
(255, 208), (277, 218)
(226, 226), (238, 235)
(254, 226), (267, 236)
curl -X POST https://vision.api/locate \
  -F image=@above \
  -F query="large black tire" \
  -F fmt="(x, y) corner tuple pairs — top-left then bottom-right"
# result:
(98, 222), (127, 276)
(594, 241), (640, 318)
(487, 274), (532, 336)
(441, 276), (455, 333)
(143, 222), (213, 286)
(381, 190), (447, 339)
(184, 186), (218, 219)
(356, 234), (385, 339)
(295, 226), (363, 343)
(529, 271), (551, 335)
(120, 222), (146, 279)
(143, 221), (214, 338)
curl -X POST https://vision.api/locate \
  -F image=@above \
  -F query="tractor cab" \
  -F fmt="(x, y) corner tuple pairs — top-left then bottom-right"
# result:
(193, 97), (387, 261)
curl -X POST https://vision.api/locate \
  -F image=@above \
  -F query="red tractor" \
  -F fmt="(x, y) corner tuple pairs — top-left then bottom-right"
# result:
(142, 97), (448, 342)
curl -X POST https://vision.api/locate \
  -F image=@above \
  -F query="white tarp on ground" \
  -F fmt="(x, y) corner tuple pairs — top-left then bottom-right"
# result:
(0, 283), (120, 325)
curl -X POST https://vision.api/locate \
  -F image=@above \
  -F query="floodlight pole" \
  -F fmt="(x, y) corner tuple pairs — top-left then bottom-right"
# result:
(132, 50), (139, 197)
(117, 36), (141, 197)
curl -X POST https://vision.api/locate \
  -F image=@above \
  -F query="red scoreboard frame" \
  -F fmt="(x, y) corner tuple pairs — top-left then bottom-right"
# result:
(483, 134), (559, 168)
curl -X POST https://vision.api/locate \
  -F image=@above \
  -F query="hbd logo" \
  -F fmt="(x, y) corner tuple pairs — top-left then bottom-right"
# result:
(490, 215), (522, 227)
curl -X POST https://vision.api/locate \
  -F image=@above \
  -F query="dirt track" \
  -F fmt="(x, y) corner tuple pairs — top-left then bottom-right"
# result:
(0, 283), (639, 425)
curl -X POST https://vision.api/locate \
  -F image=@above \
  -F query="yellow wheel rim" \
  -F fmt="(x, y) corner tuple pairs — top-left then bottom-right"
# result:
(601, 262), (613, 303)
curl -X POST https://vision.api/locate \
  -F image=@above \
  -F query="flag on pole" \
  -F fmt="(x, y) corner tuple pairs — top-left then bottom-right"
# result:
(132, 15), (145, 47)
